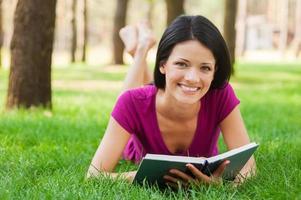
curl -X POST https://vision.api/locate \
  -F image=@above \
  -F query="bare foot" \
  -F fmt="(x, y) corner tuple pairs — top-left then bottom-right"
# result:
(119, 25), (138, 56)
(136, 20), (156, 51)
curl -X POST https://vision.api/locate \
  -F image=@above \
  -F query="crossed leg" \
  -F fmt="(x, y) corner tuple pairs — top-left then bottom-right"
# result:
(119, 21), (156, 91)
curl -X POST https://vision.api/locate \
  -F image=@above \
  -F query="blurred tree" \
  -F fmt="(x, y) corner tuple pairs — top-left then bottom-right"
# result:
(279, 0), (288, 55)
(0, 0), (3, 68)
(291, 0), (301, 57)
(146, 0), (154, 27)
(81, 0), (88, 62)
(223, 0), (238, 72)
(6, 0), (57, 109)
(165, 0), (184, 26)
(71, 0), (77, 63)
(236, 0), (247, 57)
(113, 0), (128, 64)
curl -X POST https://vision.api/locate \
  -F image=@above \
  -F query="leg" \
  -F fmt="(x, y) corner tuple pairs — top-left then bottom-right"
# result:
(119, 21), (156, 90)
(119, 25), (137, 56)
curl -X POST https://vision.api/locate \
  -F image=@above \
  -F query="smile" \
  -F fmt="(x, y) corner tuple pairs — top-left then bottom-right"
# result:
(178, 84), (201, 92)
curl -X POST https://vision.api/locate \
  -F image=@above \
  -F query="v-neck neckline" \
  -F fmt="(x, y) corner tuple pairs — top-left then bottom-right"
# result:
(152, 88), (204, 156)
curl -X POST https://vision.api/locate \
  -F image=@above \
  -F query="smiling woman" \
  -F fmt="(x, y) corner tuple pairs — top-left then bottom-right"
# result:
(87, 15), (256, 189)
(158, 40), (215, 105)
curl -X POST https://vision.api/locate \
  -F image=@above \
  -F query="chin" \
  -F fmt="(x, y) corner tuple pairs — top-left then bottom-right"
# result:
(174, 95), (201, 105)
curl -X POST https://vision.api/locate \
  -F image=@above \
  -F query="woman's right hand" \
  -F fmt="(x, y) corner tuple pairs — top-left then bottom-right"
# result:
(163, 160), (230, 189)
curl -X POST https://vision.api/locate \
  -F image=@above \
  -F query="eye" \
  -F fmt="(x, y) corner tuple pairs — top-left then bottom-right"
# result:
(201, 66), (212, 71)
(175, 62), (188, 67)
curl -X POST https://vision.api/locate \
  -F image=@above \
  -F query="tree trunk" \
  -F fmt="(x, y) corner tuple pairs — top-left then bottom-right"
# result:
(292, 0), (301, 57)
(223, 0), (238, 72)
(146, 0), (154, 27)
(71, 0), (77, 63)
(6, 0), (57, 109)
(81, 0), (88, 62)
(165, 0), (185, 26)
(0, 0), (3, 68)
(279, 0), (288, 56)
(236, 0), (247, 57)
(112, 0), (128, 65)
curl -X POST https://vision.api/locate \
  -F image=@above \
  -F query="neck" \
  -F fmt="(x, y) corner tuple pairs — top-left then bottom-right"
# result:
(156, 89), (200, 121)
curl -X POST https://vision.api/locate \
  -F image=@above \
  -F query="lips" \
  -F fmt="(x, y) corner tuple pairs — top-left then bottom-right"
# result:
(178, 84), (201, 93)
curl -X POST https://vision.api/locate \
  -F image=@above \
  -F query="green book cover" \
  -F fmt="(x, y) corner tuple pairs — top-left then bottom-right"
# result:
(133, 142), (259, 188)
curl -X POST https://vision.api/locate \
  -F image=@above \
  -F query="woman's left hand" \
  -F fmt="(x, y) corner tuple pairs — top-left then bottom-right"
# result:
(163, 160), (230, 189)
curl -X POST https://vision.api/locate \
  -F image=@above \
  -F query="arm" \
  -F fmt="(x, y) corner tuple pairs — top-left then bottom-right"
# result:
(219, 106), (256, 183)
(87, 117), (136, 182)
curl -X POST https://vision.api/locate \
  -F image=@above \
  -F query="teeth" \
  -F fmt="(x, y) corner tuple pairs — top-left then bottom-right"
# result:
(180, 84), (199, 92)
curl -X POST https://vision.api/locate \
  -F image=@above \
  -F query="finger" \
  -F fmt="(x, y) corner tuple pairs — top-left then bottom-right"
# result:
(169, 169), (194, 183)
(165, 179), (189, 189)
(165, 181), (179, 189)
(163, 175), (179, 183)
(186, 163), (211, 183)
(213, 160), (230, 178)
(164, 175), (189, 188)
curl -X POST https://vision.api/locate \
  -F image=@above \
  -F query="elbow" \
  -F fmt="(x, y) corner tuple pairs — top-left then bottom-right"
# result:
(86, 165), (101, 179)
(86, 170), (94, 179)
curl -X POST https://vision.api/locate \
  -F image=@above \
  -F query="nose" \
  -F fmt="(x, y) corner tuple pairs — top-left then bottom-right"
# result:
(184, 68), (200, 83)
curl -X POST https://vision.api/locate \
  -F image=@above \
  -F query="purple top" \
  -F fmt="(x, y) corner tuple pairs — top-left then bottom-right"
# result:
(111, 83), (240, 163)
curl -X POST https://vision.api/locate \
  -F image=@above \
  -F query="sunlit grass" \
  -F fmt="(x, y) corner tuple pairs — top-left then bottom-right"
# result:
(0, 62), (300, 199)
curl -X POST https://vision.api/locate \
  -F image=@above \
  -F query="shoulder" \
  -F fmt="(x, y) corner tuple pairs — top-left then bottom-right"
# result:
(119, 84), (157, 102)
(204, 83), (240, 124)
(205, 83), (237, 101)
(114, 84), (157, 113)
(111, 85), (156, 134)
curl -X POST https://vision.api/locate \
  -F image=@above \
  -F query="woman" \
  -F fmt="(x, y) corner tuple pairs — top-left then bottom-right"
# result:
(87, 15), (256, 188)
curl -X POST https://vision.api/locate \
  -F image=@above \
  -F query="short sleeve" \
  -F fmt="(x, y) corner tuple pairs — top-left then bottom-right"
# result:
(111, 91), (137, 134)
(216, 84), (240, 124)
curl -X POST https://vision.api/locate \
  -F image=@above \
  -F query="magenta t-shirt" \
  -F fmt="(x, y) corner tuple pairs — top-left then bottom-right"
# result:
(111, 83), (240, 163)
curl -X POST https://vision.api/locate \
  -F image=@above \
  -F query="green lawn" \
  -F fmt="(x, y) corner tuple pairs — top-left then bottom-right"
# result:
(0, 61), (300, 199)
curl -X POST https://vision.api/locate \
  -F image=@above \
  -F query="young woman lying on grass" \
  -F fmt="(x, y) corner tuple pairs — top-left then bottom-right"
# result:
(87, 15), (256, 188)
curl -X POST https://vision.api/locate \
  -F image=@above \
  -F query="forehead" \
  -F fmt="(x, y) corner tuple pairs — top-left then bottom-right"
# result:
(168, 40), (215, 63)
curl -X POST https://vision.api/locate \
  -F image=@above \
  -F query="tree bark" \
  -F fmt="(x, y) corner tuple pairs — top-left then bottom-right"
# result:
(6, 0), (57, 109)
(71, 0), (77, 63)
(165, 0), (185, 26)
(81, 0), (88, 62)
(112, 0), (128, 65)
(223, 0), (238, 72)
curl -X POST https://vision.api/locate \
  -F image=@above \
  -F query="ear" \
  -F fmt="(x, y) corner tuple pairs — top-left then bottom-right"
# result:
(159, 62), (166, 74)
(214, 65), (218, 72)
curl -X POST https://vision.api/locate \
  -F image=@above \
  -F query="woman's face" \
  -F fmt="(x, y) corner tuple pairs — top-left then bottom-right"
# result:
(160, 40), (216, 105)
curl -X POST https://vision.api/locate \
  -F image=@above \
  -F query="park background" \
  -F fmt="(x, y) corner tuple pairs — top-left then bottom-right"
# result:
(0, 0), (300, 199)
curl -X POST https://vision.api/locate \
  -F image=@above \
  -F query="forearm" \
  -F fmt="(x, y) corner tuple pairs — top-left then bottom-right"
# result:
(86, 165), (136, 183)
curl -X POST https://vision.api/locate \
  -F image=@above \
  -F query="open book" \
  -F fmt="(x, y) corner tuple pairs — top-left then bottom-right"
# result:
(133, 142), (259, 188)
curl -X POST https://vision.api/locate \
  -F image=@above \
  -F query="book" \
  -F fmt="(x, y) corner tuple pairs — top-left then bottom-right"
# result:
(133, 142), (259, 188)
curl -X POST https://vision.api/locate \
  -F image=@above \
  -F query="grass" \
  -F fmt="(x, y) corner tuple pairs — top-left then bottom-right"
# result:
(0, 61), (301, 199)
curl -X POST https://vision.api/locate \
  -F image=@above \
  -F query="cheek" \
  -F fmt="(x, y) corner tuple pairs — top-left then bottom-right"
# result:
(165, 69), (181, 81)
(204, 75), (214, 87)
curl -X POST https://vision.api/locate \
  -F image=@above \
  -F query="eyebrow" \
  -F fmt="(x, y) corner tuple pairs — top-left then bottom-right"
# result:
(179, 58), (190, 62)
(179, 58), (214, 66)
